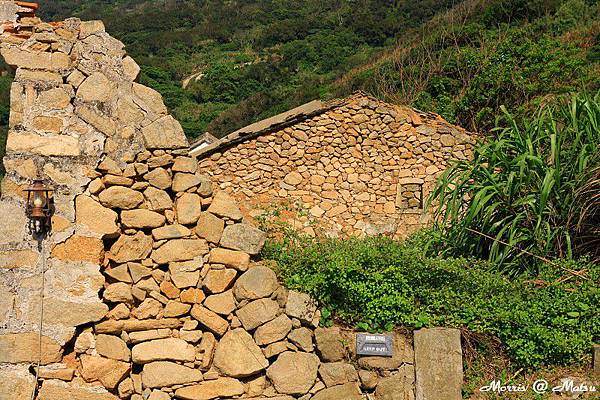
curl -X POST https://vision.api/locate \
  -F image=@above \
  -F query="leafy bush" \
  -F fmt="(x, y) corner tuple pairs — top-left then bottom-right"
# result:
(263, 234), (599, 368)
(430, 92), (600, 272)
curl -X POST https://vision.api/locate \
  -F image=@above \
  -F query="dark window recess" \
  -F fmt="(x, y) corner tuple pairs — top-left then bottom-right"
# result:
(398, 180), (424, 210)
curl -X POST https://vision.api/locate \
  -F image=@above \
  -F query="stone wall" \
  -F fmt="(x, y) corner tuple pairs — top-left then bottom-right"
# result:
(4, 133), (463, 400)
(197, 93), (475, 238)
(0, 8), (464, 400)
(0, 10), (184, 399)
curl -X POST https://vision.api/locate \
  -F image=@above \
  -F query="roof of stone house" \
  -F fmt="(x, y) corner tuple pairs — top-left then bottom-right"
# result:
(189, 98), (335, 157)
(189, 91), (469, 158)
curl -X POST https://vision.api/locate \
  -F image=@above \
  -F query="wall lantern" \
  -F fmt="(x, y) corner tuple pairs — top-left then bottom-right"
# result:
(24, 179), (54, 236)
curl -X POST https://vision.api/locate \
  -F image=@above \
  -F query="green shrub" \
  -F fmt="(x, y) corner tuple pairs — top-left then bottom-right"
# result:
(263, 234), (599, 368)
(430, 92), (600, 272)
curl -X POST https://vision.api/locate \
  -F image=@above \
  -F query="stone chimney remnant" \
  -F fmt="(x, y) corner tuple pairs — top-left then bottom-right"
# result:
(0, 1), (38, 24)
(0, 1), (18, 23)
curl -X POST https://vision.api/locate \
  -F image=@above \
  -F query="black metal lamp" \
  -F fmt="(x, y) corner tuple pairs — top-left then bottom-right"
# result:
(24, 179), (54, 236)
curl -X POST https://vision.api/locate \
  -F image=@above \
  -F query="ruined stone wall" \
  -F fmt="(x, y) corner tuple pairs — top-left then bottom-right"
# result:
(199, 94), (473, 237)
(0, 12), (185, 399)
(0, 9), (464, 400)
(66, 150), (426, 400)
(198, 94), (475, 238)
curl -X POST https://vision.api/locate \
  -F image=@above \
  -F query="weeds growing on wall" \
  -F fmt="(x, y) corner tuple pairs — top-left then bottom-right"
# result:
(429, 92), (600, 273)
(262, 234), (599, 368)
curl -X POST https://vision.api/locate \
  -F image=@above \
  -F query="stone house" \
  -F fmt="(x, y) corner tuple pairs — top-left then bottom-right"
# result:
(193, 92), (476, 238)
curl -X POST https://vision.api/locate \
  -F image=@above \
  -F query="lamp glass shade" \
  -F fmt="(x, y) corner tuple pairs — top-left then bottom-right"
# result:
(33, 191), (46, 207)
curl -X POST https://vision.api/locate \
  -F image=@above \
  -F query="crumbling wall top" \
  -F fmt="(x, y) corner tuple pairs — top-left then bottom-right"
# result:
(0, 1), (37, 27)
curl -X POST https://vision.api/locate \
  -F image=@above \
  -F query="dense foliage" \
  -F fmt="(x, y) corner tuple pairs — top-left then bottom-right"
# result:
(263, 234), (599, 368)
(335, 0), (600, 131)
(430, 92), (600, 272)
(40, 0), (458, 138)
(0, 67), (11, 178)
(38, 0), (599, 138)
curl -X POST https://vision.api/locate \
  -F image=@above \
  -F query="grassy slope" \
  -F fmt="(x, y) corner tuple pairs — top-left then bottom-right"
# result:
(332, 0), (600, 132)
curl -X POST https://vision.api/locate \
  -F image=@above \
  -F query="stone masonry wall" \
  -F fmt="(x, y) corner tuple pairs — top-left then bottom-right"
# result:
(0, 7), (464, 400)
(62, 148), (430, 400)
(197, 93), (475, 239)
(0, 10), (185, 399)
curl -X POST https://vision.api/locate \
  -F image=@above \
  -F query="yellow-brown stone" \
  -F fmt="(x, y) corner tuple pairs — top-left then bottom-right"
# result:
(109, 232), (153, 263)
(6, 132), (80, 156)
(51, 235), (104, 264)
(32, 116), (63, 132)
(0, 248), (38, 269)
(151, 239), (209, 264)
(75, 195), (119, 237)
(80, 354), (130, 389)
(0, 332), (62, 365)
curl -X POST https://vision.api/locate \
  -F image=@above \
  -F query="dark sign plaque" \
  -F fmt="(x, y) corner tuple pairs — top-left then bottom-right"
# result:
(356, 334), (393, 357)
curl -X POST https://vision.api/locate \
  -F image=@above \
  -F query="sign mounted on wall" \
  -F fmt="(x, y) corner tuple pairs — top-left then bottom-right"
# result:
(356, 334), (394, 357)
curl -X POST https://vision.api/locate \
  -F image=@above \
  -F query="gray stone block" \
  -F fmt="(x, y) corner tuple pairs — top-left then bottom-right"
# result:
(414, 327), (463, 400)
(0, 1), (18, 23)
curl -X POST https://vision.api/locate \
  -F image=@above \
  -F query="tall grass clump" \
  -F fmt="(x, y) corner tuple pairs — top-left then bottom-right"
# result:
(430, 92), (600, 272)
(574, 165), (600, 263)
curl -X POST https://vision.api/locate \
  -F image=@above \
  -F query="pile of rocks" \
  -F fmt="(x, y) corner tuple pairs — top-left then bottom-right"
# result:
(38, 145), (415, 400)
(198, 93), (475, 238)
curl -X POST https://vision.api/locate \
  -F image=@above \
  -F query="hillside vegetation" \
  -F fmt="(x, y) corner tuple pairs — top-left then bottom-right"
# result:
(335, 0), (600, 132)
(34, 0), (599, 138)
